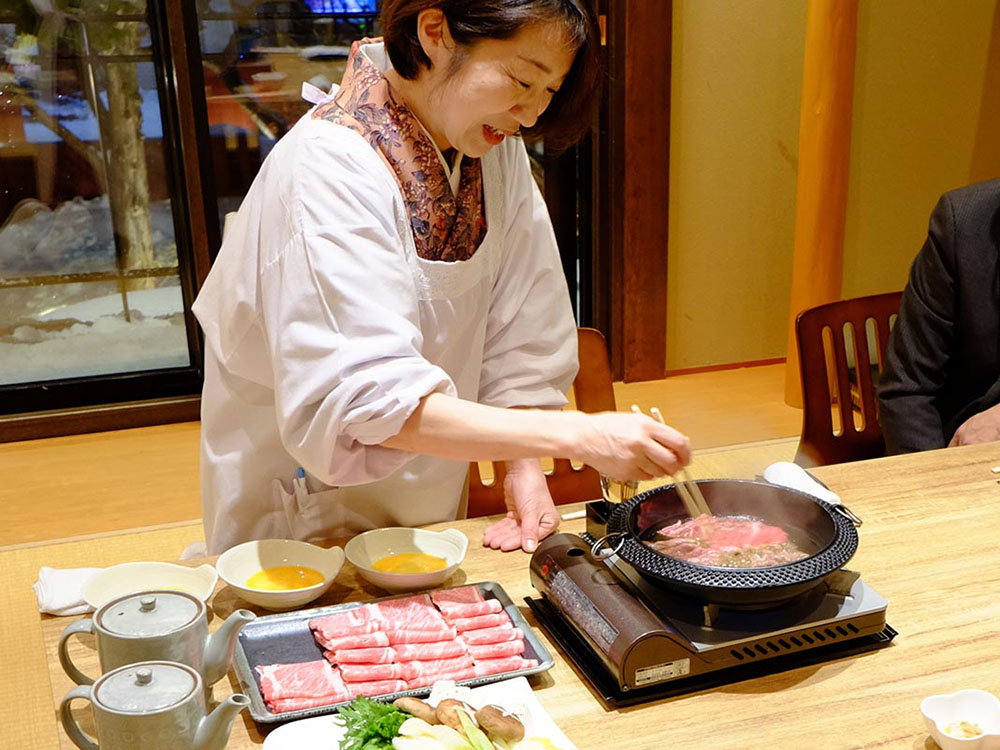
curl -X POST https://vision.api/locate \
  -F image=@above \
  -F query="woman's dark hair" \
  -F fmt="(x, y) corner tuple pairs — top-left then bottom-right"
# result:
(380, 0), (601, 152)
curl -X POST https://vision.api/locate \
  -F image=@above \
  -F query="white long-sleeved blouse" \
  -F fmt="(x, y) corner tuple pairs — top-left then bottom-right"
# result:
(193, 56), (578, 553)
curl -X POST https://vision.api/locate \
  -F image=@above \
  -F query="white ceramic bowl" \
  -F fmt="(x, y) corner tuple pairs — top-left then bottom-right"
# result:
(216, 539), (345, 611)
(345, 527), (468, 593)
(84, 562), (218, 609)
(921, 689), (1000, 750)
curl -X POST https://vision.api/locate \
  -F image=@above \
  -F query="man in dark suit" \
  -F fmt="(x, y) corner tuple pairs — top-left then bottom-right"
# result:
(878, 178), (1000, 453)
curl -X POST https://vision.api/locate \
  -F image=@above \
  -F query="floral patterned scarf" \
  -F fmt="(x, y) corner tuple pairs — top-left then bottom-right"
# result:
(313, 39), (487, 262)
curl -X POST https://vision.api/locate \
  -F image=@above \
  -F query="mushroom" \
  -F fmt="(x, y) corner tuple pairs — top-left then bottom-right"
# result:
(434, 698), (477, 735)
(393, 697), (440, 725)
(476, 705), (525, 743)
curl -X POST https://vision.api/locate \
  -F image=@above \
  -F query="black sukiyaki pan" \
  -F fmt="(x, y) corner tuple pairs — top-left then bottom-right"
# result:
(596, 479), (861, 607)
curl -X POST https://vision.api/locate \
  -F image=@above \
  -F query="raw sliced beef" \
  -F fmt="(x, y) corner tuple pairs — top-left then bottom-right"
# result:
(431, 586), (484, 606)
(370, 594), (447, 631)
(383, 626), (457, 644)
(315, 631), (390, 651)
(347, 678), (409, 698)
(452, 612), (511, 631)
(467, 639), (525, 660)
(459, 625), (523, 646)
(392, 640), (468, 661)
(333, 646), (398, 664)
(406, 666), (476, 690)
(439, 599), (503, 621)
(339, 662), (405, 682)
(400, 654), (473, 682)
(309, 608), (380, 640)
(255, 660), (347, 701)
(268, 694), (349, 714)
(473, 656), (538, 677)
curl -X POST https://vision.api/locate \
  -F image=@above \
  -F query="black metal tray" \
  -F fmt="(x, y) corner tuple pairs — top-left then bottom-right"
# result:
(232, 581), (555, 724)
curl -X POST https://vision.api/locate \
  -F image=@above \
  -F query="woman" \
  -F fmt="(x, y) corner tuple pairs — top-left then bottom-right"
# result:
(193, 0), (690, 555)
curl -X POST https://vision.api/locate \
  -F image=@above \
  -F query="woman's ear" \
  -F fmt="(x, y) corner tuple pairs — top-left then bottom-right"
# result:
(415, 8), (455, 69)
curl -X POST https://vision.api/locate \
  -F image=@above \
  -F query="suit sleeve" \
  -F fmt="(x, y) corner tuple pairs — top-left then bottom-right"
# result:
(877, 194), (958, 453)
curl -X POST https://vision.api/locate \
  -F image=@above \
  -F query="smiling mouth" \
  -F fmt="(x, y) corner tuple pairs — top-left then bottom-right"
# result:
(484, 124), (517, 141)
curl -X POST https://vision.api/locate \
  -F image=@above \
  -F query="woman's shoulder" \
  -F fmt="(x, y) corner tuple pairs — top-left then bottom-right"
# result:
(278, 115), (401, 198)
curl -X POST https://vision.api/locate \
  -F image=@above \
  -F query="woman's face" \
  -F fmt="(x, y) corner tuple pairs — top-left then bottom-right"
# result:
(422, 21), (577, 158)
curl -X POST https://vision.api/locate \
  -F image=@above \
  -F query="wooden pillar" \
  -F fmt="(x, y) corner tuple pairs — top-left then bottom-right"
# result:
(593, 0), (671, 382)
(784, 0), (858, 406)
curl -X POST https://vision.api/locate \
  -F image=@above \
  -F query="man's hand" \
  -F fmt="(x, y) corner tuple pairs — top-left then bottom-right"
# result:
(949, 403), (1000, 447)
(482, 459), (559, 553)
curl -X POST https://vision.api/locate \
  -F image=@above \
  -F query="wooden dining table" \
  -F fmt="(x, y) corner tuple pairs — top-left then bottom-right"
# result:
(6, 440), (1000, 749)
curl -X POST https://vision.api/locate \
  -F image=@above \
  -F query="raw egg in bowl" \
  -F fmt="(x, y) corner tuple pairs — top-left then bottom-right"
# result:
(216, 539), (344, 610)
(345, 527), (468, 592)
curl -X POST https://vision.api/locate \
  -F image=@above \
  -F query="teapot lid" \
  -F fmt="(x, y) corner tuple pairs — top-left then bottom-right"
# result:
(94, 661), (198, 713)
(97, 590), (202, 636)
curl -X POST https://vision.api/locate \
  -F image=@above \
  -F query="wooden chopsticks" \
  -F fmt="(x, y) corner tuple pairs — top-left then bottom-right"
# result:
(631, 405), (712, 518)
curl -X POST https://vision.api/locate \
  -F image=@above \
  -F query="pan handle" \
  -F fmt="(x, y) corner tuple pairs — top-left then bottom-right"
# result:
(832, 503), (863, 527)
(590, 532), (628, 559)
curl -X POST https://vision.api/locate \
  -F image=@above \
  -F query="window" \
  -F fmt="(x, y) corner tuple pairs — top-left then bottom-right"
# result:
(0, 1), (203, 422)
(196, 0), (379, 234)
(0, 0), (591, 438)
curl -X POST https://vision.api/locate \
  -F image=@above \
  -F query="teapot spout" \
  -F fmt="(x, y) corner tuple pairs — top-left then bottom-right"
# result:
(203, 609), (256, 685)
(195, 693), (250, 750)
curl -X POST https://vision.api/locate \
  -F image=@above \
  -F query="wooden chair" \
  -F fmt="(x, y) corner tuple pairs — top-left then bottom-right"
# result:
(466, 327), (615, 517)
(794, 291), (903, 467)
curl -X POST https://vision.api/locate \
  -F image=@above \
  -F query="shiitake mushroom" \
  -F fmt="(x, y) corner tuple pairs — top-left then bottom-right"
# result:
(393, 696), (439, 724)
(434, 698), (477, 734)
(475, 705), (525, 743)
(395, 696), (527, 745)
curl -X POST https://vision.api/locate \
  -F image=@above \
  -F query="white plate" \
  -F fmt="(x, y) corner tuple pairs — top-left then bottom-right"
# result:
(84, 562), (218, 609)
(261, 677), (574, 750)
(263, 714), (345, 749)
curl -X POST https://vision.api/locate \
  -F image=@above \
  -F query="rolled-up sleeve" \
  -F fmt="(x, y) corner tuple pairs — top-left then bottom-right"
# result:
(259, 126), (456, 485)
(478, 142), (578, 409)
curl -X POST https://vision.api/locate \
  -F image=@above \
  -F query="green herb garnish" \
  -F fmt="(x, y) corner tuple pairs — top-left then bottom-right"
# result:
(338, 696), (408, 750)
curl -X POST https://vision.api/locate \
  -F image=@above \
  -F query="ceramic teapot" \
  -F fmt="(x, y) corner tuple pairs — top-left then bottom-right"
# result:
(59, 589), (255, 687)
(60, 660), (249, 750)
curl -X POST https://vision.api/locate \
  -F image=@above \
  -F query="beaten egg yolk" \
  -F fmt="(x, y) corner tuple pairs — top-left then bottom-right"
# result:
(245, 566), (324, 590)
(372, 552), (448, 574)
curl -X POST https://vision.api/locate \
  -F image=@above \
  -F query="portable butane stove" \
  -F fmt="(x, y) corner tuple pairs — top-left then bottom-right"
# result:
(525, 502), (896, 706)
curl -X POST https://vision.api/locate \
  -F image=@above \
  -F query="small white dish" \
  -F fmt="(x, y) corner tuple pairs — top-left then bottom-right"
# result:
(345, 527), (468, 593)
(83, 562), (218, 609)
(216, 539), (345, 611)
(263, 714), (345, 749)
(921, 689), (1000, 749)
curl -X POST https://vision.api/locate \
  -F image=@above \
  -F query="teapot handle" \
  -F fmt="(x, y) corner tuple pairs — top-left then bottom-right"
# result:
(58, 618), (96, 686)
(60, 685), (98, 750)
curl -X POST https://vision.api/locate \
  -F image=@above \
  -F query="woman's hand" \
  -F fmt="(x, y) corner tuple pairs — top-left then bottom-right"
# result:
(482, 459), (559, 553)
(573, 410), (691, 481)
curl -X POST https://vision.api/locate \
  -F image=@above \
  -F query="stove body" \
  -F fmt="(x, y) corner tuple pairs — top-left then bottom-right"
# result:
(526, 509), (894, 703)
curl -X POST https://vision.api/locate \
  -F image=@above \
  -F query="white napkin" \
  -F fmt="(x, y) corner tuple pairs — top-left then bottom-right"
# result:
(33, 566), (102, 616)
(763, 461), (841, 504)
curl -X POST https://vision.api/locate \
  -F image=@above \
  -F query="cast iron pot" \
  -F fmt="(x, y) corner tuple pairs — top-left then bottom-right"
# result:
(594, 479), (862, 608)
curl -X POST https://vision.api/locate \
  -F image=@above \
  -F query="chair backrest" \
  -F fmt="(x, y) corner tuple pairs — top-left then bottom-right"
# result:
(794, 291), (903, 467)
(466, 327), (615, 518)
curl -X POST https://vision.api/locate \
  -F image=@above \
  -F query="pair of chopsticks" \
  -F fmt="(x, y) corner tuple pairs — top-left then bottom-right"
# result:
(631, 405), (712, 518)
